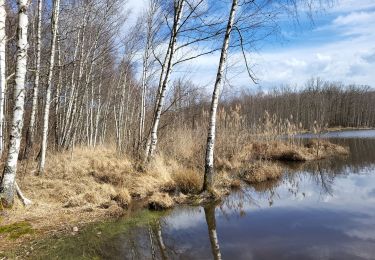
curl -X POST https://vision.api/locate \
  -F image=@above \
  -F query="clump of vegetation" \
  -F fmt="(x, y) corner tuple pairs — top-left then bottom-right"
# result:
(172, 169), (203, 194)
(306, 139), (349, 158)
(111, 189), (131, 209)
(240, 162), (283, 184)
(148, 192), (174, 211)
(248, 140), (349, 162)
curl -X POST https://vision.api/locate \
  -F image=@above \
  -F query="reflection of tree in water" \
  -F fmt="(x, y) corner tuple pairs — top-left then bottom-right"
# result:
(124, 205), (224, 260)
(204, 204), (222, 260)
(220, 189), (258, 217)
(148, 220), (168, 260)
(252, 138), (375, 205)
(114, 219), (171, 259)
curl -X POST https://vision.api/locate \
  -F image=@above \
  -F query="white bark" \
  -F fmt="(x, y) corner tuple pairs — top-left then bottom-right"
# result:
(93, 65), (104, 148)
(0, 0), (29, 207)
(62, 12), (90, 150)
(15, 182), (32, 207)
(54, 33), (62, 148)
(24, 0), (43, 159)
(38, 0), (61, 174)
(203, 0), (237, 192)
(0, 0), (6, 155)
(60, 9), (88, 149)
(146, 0), (185, 161)
(138, 1), (156, 154)
(138, 53), (148, 152)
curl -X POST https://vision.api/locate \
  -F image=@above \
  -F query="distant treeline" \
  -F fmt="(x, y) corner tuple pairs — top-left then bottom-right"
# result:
(235, 78), (375, 129)
(164, 78), (375, 132)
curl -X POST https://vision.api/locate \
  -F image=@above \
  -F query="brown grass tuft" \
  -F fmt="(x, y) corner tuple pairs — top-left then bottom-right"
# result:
(230, 179), (242, 189)
(172, 169), (202, 194)
(246, 140), (348, 162)
(111, 189), (131, 209)
(240, 161), (283, 184)
(305, 139), (349, 157)
(148, 192), (174, 210)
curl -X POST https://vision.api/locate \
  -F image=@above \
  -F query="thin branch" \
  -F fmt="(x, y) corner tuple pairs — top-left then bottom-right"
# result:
(234, 26), (257, 84)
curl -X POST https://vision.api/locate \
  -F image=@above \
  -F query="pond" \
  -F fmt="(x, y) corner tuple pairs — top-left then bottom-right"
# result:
(29, 130), (375, 260)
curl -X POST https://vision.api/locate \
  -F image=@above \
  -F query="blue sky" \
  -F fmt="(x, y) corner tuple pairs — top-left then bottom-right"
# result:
(127, 0), (375, 90)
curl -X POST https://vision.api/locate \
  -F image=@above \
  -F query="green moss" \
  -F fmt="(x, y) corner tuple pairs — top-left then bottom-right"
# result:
(0, 221), (34, 239)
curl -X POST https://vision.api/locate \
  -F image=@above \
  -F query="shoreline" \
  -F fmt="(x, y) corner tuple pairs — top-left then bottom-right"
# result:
(0, 139), (350, 257)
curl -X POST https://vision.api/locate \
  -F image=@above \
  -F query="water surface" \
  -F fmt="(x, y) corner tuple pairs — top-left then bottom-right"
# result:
(30, 130), (375, 260)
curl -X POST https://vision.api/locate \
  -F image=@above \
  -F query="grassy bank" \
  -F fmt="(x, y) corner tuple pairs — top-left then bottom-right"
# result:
(0, 137), (348, 253)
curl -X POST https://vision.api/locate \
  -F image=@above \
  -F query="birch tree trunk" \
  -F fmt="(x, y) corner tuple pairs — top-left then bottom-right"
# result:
(138, 50), (149, 153)
(146, 0), (185, 161)
(203, 0), (237, 192)
(0, 0), (29, 207)
(0, 0), (6, 156)
(138, 1), (158, 155)
(24, 0), (43, 159)
(38, 0), (61, 174)
(54, 33), (62, 149)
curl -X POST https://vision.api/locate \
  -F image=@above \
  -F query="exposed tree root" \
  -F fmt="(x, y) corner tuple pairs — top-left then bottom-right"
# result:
(15, 182), (32, 207)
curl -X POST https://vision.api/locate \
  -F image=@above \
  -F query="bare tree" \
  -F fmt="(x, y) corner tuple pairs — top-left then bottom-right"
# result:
(0, 0), (31, 207)
(138, 0), (159, 155)
(38, 0), (61, 174)
(0, 0), (6, 156)
(23, 0), (43, 159)
(146, 0), (186, 161)
(203, 0), (238, 192)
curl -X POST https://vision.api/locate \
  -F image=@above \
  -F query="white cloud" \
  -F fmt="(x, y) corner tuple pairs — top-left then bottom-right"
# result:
(330, 0), (375, 13)
(231, 8), (375, 88)
(126, 0), (147, 24)
(254, 40), (375, 87)
(333, 11), (374, 26)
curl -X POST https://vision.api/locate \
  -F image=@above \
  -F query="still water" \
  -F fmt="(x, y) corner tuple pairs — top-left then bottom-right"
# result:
(31, 130), (375, 260)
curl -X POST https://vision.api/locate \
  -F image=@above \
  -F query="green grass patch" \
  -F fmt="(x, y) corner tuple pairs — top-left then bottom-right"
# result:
(0, 221), (34, 239)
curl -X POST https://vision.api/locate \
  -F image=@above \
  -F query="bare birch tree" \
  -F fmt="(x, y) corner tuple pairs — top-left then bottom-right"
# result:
(0, 0), (30, 207)
(38, 0), (61, 174)
(137, 0), (160, 154)
(203, 0), (238, 192)
(23, 0), (43, 159)
(0, 0), (6, 156)
(146, 0), (186, 161)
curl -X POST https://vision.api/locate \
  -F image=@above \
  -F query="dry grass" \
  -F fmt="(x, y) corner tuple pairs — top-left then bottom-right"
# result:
(111, 189), (131, 209)
(172, 168), (202, 194)
(1, 147), (175, 231)
(148, 192), (174, 210)
(240, 161), (283, 184)
(159, 127), (205, 168)
(16, 147), (133, 208)
(305, 139), (349, 157)
(244, 140), (349, 162)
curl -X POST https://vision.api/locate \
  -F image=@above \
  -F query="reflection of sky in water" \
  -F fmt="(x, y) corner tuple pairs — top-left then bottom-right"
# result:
(161, 133), (375, 260)
(162, 169), (375, 260)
